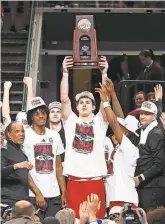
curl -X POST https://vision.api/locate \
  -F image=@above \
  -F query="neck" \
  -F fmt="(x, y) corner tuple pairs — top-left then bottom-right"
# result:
(49, 122), (62, 132)
(32, 124), (46, 135)
(79, 113), (94, 122)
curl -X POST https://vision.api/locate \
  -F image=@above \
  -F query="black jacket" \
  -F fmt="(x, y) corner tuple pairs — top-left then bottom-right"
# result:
(138, 61), (164, 81)
(128, 126), (165, 188)
(1, 141), (29, 204)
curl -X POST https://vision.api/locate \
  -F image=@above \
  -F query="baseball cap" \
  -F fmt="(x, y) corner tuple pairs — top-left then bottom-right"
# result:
(139, 101), (158, 115)
(75, 91), (95, 103)
(49, 101), (61, 110)
(109, 206), (122, 215)
(27, 97), (46, 111)
(16, 111), (27, 125)
(117, 115), (139, 136)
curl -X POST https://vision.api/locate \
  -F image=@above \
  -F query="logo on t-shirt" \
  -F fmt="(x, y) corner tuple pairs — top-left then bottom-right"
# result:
(34, 143), (54, 174)
(72, 122), (94, 154)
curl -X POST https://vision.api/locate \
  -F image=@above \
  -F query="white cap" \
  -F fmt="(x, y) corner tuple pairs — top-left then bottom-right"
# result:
(109, 206), (122, 215)
(75, 91), (95, 103)
(49, 101), (61, 110)
(140, 101), (157, 115)
(27, 97), (46, 111)
(16, 112), (27, 124)
(117, 115), (139, 136)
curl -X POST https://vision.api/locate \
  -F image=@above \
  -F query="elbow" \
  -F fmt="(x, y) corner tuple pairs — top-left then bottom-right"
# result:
(60, 96), (69, 104)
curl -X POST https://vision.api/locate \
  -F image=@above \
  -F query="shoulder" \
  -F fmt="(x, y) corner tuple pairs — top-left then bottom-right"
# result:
(1, 146), (8, 157)
(149, 126), (164, 139)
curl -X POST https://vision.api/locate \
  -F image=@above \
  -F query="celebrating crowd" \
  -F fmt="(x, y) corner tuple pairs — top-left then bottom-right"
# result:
(1, 56), (165, 224)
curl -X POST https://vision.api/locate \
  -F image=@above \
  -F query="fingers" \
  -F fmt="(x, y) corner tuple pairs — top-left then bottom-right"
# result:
(100, 56), (106, 61)
(161, 112), (165, 120)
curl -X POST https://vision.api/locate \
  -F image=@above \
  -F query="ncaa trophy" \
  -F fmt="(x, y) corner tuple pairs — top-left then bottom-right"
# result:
(72, 15), (100, 69)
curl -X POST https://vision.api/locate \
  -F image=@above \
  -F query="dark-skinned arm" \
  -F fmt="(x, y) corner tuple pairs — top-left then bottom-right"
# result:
(56, 155), (66, 208)
(28, 174), (46, 208)
(111, 90), (124, 119)
(95, 83), (124, 144)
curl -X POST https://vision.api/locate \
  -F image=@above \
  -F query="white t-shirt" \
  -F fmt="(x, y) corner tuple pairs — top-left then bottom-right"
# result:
(106, 135), (139, 205)
(63, 111), (108, 178)
(23, 127), (64, 198)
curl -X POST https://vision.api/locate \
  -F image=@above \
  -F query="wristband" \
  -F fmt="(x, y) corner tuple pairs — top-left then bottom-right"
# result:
(103, 101), (111, 109)
(63, 72), (69, 77)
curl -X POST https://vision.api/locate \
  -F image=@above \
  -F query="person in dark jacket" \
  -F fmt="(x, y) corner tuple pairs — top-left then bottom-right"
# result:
(1, 122), (45, 209)
(132, 101), (165, 211)
(138, 49), (164, 81)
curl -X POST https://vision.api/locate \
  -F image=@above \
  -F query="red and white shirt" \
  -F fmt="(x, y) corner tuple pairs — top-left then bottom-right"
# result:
(63, 111), (108, 178)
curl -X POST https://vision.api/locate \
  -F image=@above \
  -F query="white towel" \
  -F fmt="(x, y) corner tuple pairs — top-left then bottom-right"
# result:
(139, 120), (158, 145)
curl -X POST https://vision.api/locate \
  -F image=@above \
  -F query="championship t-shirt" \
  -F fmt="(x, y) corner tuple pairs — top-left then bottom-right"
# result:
(63, 111), (108, 178)
(23, 127), (64, 198)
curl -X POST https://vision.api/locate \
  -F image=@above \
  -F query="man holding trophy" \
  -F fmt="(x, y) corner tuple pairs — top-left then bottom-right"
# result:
(60, 54), (109, 218)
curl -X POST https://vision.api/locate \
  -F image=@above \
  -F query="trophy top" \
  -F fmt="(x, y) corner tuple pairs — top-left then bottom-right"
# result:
(76, 15), (94, 32)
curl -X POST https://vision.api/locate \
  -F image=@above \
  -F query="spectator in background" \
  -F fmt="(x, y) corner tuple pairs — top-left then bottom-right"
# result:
(55, 208), (75, 224)
(147, 207), (165, 224)
(138, 49), (164, 81)
(6, 200), (41, 224)
(128, 91), (146, 118)
(43, 217), (60, 224)
(147, 92), (156, 103)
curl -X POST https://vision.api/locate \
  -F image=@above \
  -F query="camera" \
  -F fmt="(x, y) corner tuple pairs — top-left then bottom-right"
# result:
(122, 203), (141, 224)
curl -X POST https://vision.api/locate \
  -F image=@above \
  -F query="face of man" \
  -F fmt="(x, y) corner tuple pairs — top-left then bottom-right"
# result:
(135, 94), (145, 108)
(49, 108), (62, 124)
(148, 96), (156, 103)
(76, 97), (94, 117)
(32, 108), (47, 127)
(8, 123), (25, 145)
(139, 111), (156, 128)
(139, 55), (151, 66)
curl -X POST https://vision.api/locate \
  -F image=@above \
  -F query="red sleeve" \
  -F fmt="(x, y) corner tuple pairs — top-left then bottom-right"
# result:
(128, 109), (140, 119)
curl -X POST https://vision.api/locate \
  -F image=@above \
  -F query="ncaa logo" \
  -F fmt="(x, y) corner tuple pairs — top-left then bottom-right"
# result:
(78, 19), (91, 32)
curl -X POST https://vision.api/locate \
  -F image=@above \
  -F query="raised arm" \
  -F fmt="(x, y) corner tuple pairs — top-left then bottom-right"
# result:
(99, 56), (109, 122)
(154, 84), (163, 119)
(106, 79), (124, 118)
(60, 56), (73, 120)
(2, 81), (12, 128)
(95, 81), (124, 144)
(23, 77), (34, 108)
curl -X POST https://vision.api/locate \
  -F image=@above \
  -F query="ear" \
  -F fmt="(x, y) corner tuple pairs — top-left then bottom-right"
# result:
(92, 105), (96, 112)
(153, 114), (156, 121)
(8, 132), (12, 140)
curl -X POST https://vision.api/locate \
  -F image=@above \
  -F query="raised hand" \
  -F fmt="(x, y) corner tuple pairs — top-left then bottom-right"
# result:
(95, 83), (109, 102)
(62, 56), (74, 73)
(79, 201), (89, 224)
(87, 194), (101, 218)
(99, 56), (108, 74)
(23, 77), (32, 86)
(105, 78), (115, 96)
(154, 84), (163, 101)
(160, 113), (165, 130)
(4, 81), (12, 90)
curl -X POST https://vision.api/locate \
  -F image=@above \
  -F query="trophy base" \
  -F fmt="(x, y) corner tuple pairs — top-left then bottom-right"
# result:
(71, 61), (100, 69)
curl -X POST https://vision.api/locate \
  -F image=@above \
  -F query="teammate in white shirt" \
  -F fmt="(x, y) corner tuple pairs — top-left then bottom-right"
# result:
(23, 97), (66, 220)
(60, 56), (109, 218)
(48, 101), (66, 162)
(96, 78), (139, 217)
